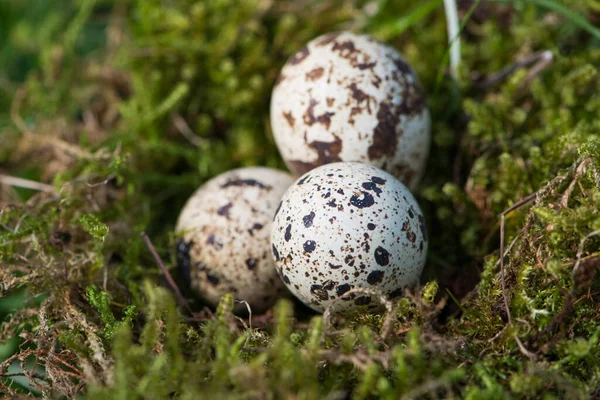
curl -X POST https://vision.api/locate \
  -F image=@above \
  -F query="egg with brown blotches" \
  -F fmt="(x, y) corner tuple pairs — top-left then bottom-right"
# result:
(270, 162), (428, 314)
(176, 167), (294, 313)
(270, 31), (431, 190)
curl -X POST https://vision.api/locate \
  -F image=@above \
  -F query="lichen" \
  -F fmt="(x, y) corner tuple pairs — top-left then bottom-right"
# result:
(1, 0), (600, 398)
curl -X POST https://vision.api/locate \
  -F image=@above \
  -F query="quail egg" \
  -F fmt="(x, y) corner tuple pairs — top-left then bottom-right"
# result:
(270, 31), (431, 190)
(176, 167), (294, 313)
(270, 162), (427, 314)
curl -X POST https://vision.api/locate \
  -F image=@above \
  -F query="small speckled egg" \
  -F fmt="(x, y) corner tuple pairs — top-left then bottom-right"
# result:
(270, 31), (431, 190)
(270, 162), (427, 314)
(176, 167), (294, 313)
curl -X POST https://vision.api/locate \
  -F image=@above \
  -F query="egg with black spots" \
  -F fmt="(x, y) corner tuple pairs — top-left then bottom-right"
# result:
(176, 167), (294, 313)
(270, 162), (427, 314)
(271, 31), (431, 190)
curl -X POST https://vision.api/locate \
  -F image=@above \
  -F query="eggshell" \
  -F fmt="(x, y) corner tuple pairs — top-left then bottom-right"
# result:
(270, 31), (431, 190)
(270, 162), (427, 314)
(176, 167), (294, 312)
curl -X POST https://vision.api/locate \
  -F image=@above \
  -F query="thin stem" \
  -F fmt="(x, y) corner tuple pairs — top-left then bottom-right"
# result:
(0, 174), (55, 193)
(141, 232), (192, 314)
(443, 0), (460, 78)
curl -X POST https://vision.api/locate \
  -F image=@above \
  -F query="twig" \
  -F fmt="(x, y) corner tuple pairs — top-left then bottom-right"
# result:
(515, 335), (537, 360)
(522, 50), (553, 86)
(236, 300), (252, 330)
(86, 174), (117, 188)
(1, 212), (30, 234)
(141, 232), (192, 314)
(172, 113), (204, 147)
(103, 261), (109, 292)
(572, 230), (600, 281)
(560, 158), (591, 208)
(474, 50), (553, 89)
(0, 174), (55, 193)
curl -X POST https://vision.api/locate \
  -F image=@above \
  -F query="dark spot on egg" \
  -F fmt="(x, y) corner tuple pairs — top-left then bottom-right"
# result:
(282, 111), (295, 128)
(329, 262), (342, 269)
(368, 102), (399, 160)
(221, 179), (271, 189)
(371, 176), (386, 185)
(303, 240), (317, 253)
(297, 174), (312, 185)
(272, 244), (280, 261)
(306, 67), (325, 81)
(206, 234), (223, 250)
(336, 283), (352, 297)
(367, 223), (376, 230)
(397, 79), (426, 117)
(322, 280), (336, 291)
(344, 254), (355, 266)
(331, 40), (360, 61)
(245, 258), (258, 270)
(357, 61), (377, 70)
(350, 191), (375, 208)
(175, 239), (192, 284)
(303, 98), (335, 129)
(311, 284), (329, 301)
(206, 273), (220, 286)
(217, 202), (233, 218)
(393, 58), (412, 75)
(374, 246), (390, 266)
(418, 214), (428, 241)
(367, 270), (385, 285)
(285, 225), (292, 241)
(247, 223), (263, 236)
(362, 181), (382, 196)
(303, 211), (316, 227)
(348, 83), (371, 109)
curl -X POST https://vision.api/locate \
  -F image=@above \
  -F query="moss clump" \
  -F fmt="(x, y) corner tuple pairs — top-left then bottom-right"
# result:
(1, 0), (600, 398)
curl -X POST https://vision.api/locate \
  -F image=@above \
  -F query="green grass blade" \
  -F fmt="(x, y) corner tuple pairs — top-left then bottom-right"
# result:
(369, 0), (444, 41)
(505, 0), (600, 40)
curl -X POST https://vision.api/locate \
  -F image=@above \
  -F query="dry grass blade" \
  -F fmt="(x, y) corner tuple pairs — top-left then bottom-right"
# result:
(0, 175), (55, 193)
(141, 232), (192, 314)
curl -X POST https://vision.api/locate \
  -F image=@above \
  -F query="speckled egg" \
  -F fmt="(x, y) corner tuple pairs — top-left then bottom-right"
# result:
(270, 31), (431, 190)
(270, 162), (427, 314)
(176, 167), (294, 313)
